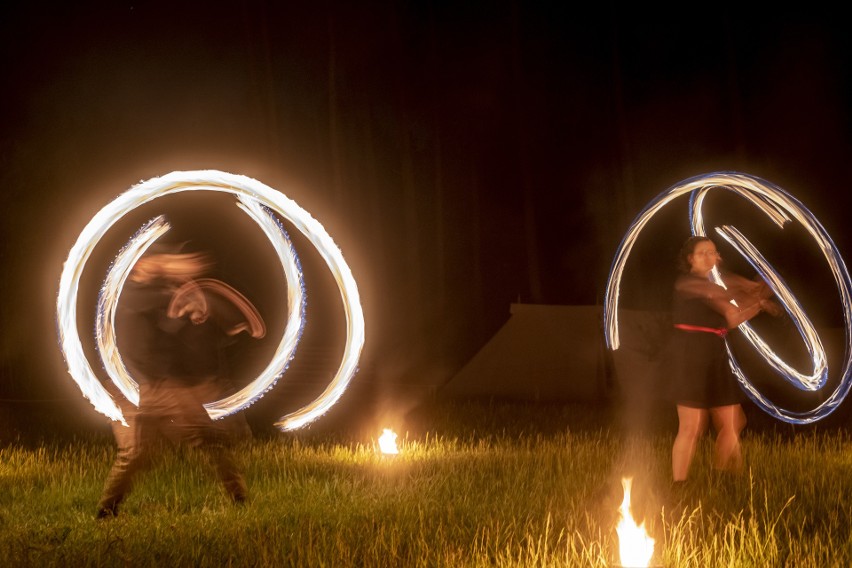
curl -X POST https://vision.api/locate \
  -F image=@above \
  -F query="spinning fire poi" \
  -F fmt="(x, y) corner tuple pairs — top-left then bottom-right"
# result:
(603, 172), (852, 561)
(57, 170), (365, 431)
(604, 171), (852, 425)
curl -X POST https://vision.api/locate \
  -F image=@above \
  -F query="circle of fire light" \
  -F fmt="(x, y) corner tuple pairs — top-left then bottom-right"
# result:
(96, 204), (301, 419)
(56, 170), (365, 431)
(604, 172), (852, 424)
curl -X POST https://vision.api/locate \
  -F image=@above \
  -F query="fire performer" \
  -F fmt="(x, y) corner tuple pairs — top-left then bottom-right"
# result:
(96, 243), (265, 519)
(668, 236), (782, 483)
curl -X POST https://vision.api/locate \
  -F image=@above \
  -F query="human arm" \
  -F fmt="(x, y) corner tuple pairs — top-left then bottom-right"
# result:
(675, 274), (764, 328)
(166, 280), (209, 324)
(720, 272), (783, 317)
(169, 278), (266, 339)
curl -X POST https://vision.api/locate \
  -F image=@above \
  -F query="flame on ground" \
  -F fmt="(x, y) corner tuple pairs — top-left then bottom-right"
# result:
(378, 428), (399, 455)
(616, 477), (655, 568)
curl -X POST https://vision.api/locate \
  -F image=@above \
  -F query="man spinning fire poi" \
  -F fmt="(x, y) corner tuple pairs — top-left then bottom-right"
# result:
(96, 242), (265, 519)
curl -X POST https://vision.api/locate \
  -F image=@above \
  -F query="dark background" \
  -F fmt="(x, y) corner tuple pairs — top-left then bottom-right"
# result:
(2, 2), (852, 435)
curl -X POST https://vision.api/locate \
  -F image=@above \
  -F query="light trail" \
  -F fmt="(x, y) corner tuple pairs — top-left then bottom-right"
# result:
(57, 170), (365, 430)
(603, 172), (852, 424)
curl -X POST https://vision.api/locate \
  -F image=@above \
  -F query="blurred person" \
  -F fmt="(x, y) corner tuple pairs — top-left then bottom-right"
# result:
(667, 236), (782, 484)
(96, 243), (265, 519)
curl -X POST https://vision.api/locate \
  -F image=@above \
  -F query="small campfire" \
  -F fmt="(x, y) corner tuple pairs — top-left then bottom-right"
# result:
(378, 428), (399, 455)
(616, 477), (655, 567)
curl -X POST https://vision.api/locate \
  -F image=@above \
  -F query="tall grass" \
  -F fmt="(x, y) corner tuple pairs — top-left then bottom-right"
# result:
(1, 401), (850, 566)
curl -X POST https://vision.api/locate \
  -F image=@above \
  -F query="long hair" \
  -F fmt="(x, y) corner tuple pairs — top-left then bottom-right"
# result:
(676, 235), (714, 274)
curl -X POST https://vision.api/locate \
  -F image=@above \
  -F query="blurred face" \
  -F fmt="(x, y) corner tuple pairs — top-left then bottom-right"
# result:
(688, 240), (720, 276)
(130, 252), (213, 284)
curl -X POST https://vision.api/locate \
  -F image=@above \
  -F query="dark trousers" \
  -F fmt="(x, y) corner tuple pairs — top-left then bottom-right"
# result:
(97, 379), (247, 512)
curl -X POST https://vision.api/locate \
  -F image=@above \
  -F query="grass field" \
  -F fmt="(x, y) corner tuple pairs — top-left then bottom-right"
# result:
(1, 400), (851, 567)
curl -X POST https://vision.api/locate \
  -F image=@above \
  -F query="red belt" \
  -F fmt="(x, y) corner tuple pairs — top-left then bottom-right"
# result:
(673, 323), (728, 338)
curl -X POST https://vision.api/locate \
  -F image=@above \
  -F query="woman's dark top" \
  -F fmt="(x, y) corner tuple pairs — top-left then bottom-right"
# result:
(667, 273), (744, 408)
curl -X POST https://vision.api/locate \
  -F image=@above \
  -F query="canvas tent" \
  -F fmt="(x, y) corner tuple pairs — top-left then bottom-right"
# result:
(439, 302), (851, 430)
(439, 303), (671, 403)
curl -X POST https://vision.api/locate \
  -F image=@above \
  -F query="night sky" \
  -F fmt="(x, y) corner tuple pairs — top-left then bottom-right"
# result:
(2, 2), (852, 429)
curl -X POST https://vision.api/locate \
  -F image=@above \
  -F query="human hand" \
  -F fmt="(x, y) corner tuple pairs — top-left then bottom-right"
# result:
(167, 281), (209, 324)
(760, 299), (783, 317)
(748, 276), (775, 300)
(176, 300), (208, 324)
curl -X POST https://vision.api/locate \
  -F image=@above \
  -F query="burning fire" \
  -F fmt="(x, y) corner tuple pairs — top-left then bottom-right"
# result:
(378, 428), (399, 455)
(616, 477), (655, 568)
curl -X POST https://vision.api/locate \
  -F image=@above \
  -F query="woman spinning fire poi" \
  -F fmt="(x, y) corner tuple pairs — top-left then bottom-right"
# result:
(668, 236), (782, 483)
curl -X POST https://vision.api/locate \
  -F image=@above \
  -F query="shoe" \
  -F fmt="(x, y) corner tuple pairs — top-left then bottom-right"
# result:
(96, 506), (118, 519)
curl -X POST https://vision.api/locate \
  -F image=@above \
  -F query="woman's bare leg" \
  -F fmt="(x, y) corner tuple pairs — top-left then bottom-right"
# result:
(672, 405), (709, 481)
(709, 404), (746, 473)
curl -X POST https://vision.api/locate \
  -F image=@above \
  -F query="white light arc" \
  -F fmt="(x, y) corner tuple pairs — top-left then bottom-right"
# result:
(57, 170), (365, 430)
(96, 215), (172, 409)
(689, 188), (827, 391)
(96, 199), (306, 421)
(603, 172), (852, 424)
